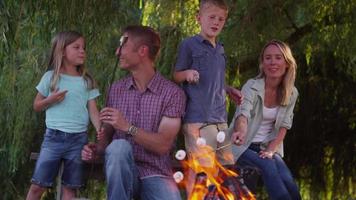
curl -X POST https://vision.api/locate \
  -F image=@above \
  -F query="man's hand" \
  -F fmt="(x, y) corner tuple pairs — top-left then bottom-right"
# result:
(81, 143), (97, 162)
(226, 86), (243, 105)
(100, 107), (130, 132)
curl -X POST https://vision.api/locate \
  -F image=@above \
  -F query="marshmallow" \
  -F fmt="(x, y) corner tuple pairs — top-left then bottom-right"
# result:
(175, 150), (187, 160)
(196, 137), (207, 146)
(173, 171), (184, 183)
(216, 131), (226, 143)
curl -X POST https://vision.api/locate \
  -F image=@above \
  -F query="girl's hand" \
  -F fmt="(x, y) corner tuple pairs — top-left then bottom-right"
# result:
(96, 125), (105, 141)
(47, 88), (67, 104)
(185, 69), (199, 84)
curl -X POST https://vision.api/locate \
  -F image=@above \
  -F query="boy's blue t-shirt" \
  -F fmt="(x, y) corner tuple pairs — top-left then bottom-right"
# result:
(36, 70), (100, 133)
(175, 35), (227, 123)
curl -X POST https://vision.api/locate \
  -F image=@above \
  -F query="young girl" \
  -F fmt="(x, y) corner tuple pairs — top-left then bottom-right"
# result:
(231, 40), (301, 200)
(26, 31), (101, 200)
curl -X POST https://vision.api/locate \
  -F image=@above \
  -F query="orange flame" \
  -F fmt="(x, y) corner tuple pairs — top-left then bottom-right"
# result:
(179, 145), (255, 200)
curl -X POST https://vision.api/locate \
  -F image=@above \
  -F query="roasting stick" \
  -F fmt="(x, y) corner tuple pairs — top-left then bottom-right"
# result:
(89, 36), (128, 179)
(214, 139), (241, 151)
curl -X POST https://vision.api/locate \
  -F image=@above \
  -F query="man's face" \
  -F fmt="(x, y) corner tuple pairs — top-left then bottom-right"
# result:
(116, 33), (140, 69)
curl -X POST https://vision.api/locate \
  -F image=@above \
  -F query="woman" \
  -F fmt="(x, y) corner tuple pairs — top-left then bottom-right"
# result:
(231, 40), (301, 200)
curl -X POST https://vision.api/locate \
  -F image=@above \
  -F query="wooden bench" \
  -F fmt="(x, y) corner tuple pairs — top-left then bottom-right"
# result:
(29, 152), (182, 199)
(30, 152), (260, 199)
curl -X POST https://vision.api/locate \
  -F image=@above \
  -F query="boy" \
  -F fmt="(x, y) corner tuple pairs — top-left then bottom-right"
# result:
(173, 0), (241, 197)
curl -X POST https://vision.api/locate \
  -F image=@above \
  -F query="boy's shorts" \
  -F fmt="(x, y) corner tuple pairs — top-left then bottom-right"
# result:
(183, 122), (234, 168)
(31, 128), (88, 188)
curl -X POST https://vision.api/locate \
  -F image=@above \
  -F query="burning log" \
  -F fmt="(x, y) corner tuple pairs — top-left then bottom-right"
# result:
(190, 171), (255, 200)
(187, 170), (255, 200)
(173, 148), (256, 200)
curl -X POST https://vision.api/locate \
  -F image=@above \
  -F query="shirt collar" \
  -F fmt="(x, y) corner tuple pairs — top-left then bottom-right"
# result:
(251, 78), (265, 99)
(195, 34), (223, 48)
(125, 72), (161, 94)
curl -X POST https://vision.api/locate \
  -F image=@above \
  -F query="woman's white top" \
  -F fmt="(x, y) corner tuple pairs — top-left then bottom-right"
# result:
(252, 106), (279, 143)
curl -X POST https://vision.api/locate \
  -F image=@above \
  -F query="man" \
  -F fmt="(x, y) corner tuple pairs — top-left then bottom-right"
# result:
(81, 25), (186, 200)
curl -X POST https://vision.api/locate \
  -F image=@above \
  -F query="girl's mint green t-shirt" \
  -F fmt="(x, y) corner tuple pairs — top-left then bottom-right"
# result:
(36, 71), (100, 133)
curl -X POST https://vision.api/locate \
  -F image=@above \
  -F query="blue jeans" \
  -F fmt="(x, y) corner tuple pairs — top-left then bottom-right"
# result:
(31, 128), (88, 188)
(237, 144), (301, 200)
(105, 139), (181, 200)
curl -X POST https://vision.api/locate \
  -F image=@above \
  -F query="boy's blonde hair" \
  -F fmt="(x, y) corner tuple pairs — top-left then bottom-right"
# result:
(47, 31), (96, 91)
(199, 0), (228, 13)
(257, 39), (297, 106)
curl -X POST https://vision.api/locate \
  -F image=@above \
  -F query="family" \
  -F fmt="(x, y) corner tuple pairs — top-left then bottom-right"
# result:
(26, 0), (301, 200)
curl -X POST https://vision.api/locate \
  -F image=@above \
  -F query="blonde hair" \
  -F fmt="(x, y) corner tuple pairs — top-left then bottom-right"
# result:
(47, 31), (96, 91)
(199, 0), (228, 13)
(257, 39), (297, 106)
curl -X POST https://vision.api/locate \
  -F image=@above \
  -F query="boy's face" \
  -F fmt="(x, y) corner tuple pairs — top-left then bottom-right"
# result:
(197, 4), (227, 41)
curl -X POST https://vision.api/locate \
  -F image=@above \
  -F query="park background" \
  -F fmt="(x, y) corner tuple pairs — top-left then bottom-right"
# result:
(0, 0), (355, 199)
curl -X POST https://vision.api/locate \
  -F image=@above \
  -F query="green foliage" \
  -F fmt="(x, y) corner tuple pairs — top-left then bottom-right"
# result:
(0, 0), (355, 199)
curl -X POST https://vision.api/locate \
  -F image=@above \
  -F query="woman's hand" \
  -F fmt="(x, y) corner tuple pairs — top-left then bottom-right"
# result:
(259, 150), (274, 159)
(231, 130), (246, 145)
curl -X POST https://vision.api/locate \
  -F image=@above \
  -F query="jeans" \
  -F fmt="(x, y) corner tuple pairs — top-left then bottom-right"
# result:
(31, 128), (88, 188)
(237, 144), (301, 200)
(105, 139), (181, 200)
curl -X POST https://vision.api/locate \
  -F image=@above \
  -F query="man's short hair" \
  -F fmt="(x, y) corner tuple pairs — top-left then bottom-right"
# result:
(199, 0), (228, 12)
(123, 25), (161, 61)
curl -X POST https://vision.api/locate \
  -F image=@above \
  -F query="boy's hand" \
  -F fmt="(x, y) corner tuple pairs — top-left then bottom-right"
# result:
(185, 69), (199, 84)
(226, 86), (243, 105)
(47, 88), (68, 104)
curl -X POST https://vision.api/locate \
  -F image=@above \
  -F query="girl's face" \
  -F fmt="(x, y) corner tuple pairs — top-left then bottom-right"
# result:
(63, 37), (86, 67)
(262, 44), (288, 79)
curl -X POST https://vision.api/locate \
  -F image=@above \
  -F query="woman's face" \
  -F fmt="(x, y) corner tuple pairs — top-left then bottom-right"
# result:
(262, 44), (288, 79)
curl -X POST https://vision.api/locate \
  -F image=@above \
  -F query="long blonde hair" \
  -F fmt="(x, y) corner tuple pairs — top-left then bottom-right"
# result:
(47, 31), (96, 91)
(257, 39), (297, 106)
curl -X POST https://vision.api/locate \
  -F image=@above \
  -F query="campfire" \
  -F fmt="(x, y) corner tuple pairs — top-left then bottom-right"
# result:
(173, 136), (255, 200)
